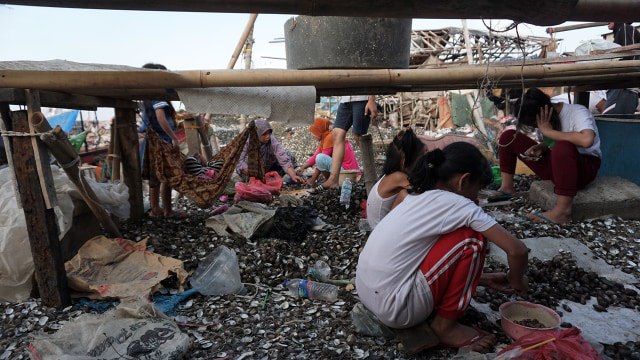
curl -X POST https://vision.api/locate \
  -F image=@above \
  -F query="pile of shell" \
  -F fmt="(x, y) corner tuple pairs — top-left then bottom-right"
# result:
(1, 124), (639, 360)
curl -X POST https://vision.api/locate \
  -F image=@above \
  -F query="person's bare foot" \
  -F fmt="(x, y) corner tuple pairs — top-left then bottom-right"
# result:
(430, 319), (496, 353)
(149, 208), (164, 218)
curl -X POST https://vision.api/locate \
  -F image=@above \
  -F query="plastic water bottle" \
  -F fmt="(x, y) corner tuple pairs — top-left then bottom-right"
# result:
(340, 178), (353, 209)
(283, 278), (339, 302)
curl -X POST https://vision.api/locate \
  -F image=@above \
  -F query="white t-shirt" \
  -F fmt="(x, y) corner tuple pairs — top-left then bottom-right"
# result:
(551, 91), (606, 114)
(366, 176), (399, 229)
(558, 103), (601, 158)
(355, 190), (496, 328)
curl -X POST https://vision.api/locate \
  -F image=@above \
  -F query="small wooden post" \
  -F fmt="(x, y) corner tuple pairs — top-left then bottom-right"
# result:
(11, 110), (71, 308)
(184, 117), (201, 156)
(109, 118), (121, 181)
(114, 108), (144, 221)
(25, 90), (57, 209)
(194, 116), (214, 160)
(360, 133), (377, 195)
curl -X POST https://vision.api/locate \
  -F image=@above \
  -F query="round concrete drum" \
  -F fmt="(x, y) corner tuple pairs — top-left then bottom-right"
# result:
(284, 16), (412, 70)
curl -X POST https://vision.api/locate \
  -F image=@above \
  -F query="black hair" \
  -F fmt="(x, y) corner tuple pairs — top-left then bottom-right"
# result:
(408, 142), (492, 194)
(515, 87), (561, 130)
(141, 63), (177, 117)
(382, 128), (425, 175)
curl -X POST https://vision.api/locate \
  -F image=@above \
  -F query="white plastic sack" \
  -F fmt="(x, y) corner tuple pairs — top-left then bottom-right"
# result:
(0, 166), (75, 302)
(82, 176), (130, 219)
(28, 303), (191, 360)
(575, 39), (621, 57)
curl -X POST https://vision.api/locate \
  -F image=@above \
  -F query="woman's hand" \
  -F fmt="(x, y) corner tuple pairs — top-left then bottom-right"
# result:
(536, 105), (554, 136)
(507, 271), (529, 295)
(524, 143), (547, 158)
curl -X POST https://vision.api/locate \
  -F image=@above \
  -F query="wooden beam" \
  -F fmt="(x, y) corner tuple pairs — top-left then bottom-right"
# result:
(183, 118), (202, 156)
(25, 90), (57, 209)
(0, 88), (136, 109)
(114, 108), (144, 221)
(359, 133), (377, 195)
(10, 110), (71, 308)
(2, 0), (638, 25)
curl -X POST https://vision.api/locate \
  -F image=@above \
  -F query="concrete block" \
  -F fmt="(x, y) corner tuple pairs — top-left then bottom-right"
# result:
(528, 177), (640, 221)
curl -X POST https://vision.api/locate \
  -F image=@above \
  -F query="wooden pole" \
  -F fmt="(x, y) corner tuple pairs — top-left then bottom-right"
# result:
(183, 117), (201, 156)
(194, 116), (214, 160)
(360, 133), (377, 195)
(31, 112), (122, 236)
(25, 90), (57, 209)
(546, 22), (608, 34)
(227, 13), (259, 69)
(2, 60), (639, 90)
(10, 110), (71, 308)
(1, 0), (638, 25)
(461, 19), (474, 65)
(109, 118), (121, 181)
(114, 108), (144, 221)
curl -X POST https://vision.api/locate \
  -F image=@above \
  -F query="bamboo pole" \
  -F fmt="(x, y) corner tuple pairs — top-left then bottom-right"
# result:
(2, 0), (639, 25)
(227, 14), (258, 69)
(2, 60), (640, 90)
(30, 112), (122, 237)
(546, 22), (608, 34)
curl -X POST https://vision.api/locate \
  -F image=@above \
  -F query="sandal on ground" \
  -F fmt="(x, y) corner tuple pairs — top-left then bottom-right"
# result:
(440, 328), (496, 353)
(526, 211), (558, 224)
(487, 190), (514, 203)
(310, 184), (326, 194)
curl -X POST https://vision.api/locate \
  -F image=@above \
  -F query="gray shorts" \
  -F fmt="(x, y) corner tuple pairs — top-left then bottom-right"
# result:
(334, 101), (371, 135)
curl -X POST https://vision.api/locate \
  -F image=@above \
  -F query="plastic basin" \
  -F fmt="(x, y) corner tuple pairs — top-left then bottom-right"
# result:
(499, 301), (561, 340)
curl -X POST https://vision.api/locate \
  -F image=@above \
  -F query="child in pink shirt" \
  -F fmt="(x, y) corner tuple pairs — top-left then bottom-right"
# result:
(297, 118), (360, 186)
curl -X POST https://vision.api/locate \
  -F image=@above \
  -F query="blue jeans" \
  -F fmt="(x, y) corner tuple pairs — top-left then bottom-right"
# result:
(316, 153), (343, 173)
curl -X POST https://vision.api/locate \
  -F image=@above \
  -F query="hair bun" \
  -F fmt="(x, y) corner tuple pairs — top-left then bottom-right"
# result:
(425, 148), (446, 168)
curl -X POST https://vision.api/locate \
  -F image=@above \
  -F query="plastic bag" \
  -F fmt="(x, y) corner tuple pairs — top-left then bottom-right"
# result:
(497, 327), (602, 360)
(575, 39), (620, 57)
(233, 181), (273, 203)
(248, 171), (283, 195)
(190, 245), (245, 296)
(350, 302), (395, 339)
(82, 176), (130, 219)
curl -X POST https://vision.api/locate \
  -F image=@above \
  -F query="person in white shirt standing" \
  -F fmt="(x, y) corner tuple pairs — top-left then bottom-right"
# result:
(356, 142), (529, 353)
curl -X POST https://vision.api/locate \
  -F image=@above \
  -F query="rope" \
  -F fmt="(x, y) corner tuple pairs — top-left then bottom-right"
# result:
(59, 156), (80, 169)
(0, 130), (43, 137)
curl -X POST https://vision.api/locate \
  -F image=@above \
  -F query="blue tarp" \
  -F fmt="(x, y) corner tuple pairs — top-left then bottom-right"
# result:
(48, 110), (79, 134)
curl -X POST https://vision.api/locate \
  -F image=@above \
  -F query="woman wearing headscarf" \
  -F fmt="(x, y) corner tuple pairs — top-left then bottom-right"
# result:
(236, 119), (303, 183)
(297, 117), (360, 187)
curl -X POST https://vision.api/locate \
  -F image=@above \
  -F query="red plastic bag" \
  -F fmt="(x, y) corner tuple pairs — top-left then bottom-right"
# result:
(248, 171), (283, 195)
(497, 327), (602, 360)
(233, 182), (273, 203)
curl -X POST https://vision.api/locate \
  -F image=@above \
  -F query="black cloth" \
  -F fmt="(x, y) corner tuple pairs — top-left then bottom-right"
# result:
(611, 23), (640, 60)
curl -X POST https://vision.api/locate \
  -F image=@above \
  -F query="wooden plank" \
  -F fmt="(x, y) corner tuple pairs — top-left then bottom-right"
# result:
(25, 90), (57, 209)
(359, 134), (377, 196)
(2, 0), (639, 25)
(10, 110), (71, 308)
(183, 118), (202, 156)
(0, 104), (21, 206)
(0, 88), (136, 109)
(114, 108), (144, 220)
